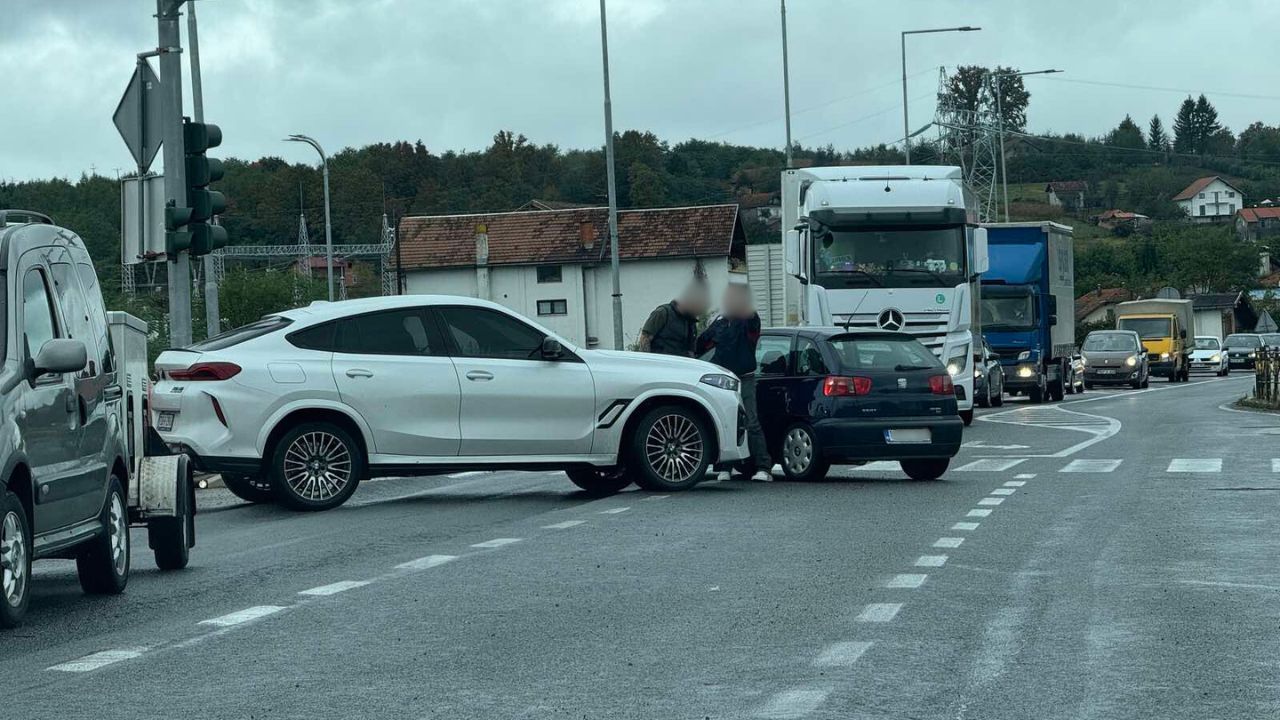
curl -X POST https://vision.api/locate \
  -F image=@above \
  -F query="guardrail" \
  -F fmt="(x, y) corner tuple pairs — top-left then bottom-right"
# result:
(1255, 349), (1280, 406)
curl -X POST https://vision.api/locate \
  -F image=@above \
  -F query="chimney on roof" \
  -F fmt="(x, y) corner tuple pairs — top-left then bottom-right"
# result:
(475, 223), (491, 300)
(579, 221), (596, 251)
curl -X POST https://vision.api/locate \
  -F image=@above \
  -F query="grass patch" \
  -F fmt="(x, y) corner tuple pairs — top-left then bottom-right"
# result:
(1234, 395), (1280, 412)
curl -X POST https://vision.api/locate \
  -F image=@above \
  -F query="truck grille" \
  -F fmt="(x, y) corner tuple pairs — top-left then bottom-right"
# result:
(832, 312), (949, 357)
(1148, 353), (1161, 363)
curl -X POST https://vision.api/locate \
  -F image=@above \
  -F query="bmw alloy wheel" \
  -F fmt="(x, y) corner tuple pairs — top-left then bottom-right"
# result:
(284, 431), (354, 502)
(783, 427), (813, 475)
(108, 493), (128, 576)
(1, 511), (27, 608)
(644, 413), (704, 483)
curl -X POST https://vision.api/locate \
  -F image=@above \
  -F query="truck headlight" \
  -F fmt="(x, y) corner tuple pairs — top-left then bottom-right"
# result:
(1161, 352), (1170, 360)
(1017, 365), (1035, 378)
(1017, 350), (1031, 361)
(1126, 355), (1137, 367)
(700, 373), (740, 392)
(945, 345), (969, 376)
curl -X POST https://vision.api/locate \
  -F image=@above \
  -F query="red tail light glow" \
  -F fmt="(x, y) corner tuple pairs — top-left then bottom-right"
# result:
(169, 362), (242, 381)
(823, 376), (872, 396)
(929, 374), (954, 395)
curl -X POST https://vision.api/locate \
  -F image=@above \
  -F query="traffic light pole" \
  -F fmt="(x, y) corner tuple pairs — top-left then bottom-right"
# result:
(188, 0), (220, 338)
(157, 0), (192, 348)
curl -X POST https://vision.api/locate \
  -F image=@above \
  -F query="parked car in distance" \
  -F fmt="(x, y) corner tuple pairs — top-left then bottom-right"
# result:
(152, 296), (748, 511)
(1224, 333), (1263, 369)
(753, 328), (963, 482)
(1189, 336), (1229, 376)
(973, 338), (1005, 408)
(1080, 330), (1149, 389)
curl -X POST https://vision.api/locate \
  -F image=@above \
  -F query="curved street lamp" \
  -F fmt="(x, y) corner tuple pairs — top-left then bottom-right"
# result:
(284, 134), (335, 301)
(901, 26), (981, 164)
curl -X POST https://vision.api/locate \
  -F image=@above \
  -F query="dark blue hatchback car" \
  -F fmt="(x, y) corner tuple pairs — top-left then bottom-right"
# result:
(753, 328), (963, 481)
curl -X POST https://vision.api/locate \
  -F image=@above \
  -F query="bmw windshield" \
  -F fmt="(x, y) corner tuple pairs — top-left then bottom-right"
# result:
(812, 224), (966, 289)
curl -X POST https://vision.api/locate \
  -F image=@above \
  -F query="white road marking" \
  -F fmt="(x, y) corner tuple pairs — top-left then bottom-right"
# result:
(916, 555), (948, 567)
(1015, 473), (1036, 479)
(979, 405), (1121, 458)
(447, 471), (487, 479)
(857, 603), (903, 622)
(1273, 459), (1280, 473)
(1060, 459), (1122, 473)
(967, 508), (993, 517)
(199, 605), (287, 628)
(599, 507), (630, 514)
(814, 641), (873, 667)
(933, 537), (964, 548)
(1167, 458), (1222, 473)
(952, 522), (980, 531)
(887, 573), (927, 588)
(849, 461), (902, 472)
(956, 458), (1026, 472)
(1004, 480), (1027, 487)
(471, 538), (523, 548)
(1180, 579), (1280, 592)
(644, 495), (670, 500)
(48, 648), (146, 672)
(757, 688), (831, 719)
(978, 497), (1005, 506)
(299, 580), (370, 597)
(543, 520), (586, 529)
(395, 554), (458, 570)
(963, 441), (1030, 449)
(990, 488), (1017, 496)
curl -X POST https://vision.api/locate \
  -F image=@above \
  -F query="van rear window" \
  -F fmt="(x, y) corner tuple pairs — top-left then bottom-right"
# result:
(188, 315), (292, 351)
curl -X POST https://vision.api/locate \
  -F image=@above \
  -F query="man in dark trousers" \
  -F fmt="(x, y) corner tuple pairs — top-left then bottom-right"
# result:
(697, 283), (772, 482)
(638, 283), (708, 356)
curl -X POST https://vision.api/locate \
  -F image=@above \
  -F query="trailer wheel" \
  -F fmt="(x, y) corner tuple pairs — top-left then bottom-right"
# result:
(149, 456), (194, 571)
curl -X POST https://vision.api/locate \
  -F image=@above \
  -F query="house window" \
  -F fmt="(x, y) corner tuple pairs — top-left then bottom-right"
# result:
(1199, 206), (1206, 216)
(1198, 192), (1206, 199)
(1229, 203), (1235, 214)
(537, 299), (568, 316)
(536, 265), (562, 283)
(1228, 191), (1236, 198)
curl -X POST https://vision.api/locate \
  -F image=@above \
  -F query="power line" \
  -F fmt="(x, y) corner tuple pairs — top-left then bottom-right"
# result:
(795, 90), (937, 142)
(1037, 76), (1280, 103)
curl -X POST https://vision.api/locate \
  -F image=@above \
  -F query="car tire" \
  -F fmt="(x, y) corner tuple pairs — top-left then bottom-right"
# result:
(959, 409), (974, 426)
(1085, 382), (1094, 390)
(1141, 376), (1150, 389)
(628, 405), (711, 491)
(1049, 373), (1065, 401)
(76, 476), (130, 595)
(976, 381), (990, 408)
(991, 381), (1004, 406)
(901, 458), (949, 481)
(779, 423), (831, 482)
(269, 422), (365, 511)
(221, 473), (274, 504)
(566, 467), (632, 497)
(0, 491), (32, 628)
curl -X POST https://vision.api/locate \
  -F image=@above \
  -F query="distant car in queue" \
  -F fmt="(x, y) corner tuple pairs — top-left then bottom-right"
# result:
(973, 338), (1005, 408)
(1189, 335), (1229, 376)
(1081, 330), (1149, 389)
(1224, 333), (1263, 369)
(753, 328), (963, 482)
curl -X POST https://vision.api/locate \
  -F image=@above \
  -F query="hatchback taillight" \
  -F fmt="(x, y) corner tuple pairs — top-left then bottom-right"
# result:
(169, 362), (242, 381)
(823, 376), (872, 396)
(929, 374), (954, 395)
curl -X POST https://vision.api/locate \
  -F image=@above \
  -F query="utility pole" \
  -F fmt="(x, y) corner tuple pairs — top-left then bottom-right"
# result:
(599, 0), (623, 350)
(780, 0), (792, 168)
(901, 26), (981, 165)
(994, 69), (1060, 222)
(157, 0), (192, 347)
(188, 0), (220, 338)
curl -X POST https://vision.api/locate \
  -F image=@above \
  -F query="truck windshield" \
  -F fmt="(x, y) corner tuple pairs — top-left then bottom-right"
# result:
(1118, 317), (1172, 339)
(981, 293), (1036, 331)
(812, 224), (965, 289)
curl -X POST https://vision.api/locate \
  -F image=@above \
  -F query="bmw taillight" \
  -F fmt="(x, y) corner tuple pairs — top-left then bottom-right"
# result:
(823, 376), (872, 396)
(169, 362), (242, 381)
(929, 374), (954, 395)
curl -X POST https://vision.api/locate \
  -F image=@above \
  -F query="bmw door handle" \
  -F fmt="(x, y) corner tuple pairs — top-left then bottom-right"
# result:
(345, 368), (374, 378)
(465, 370), (494, 382)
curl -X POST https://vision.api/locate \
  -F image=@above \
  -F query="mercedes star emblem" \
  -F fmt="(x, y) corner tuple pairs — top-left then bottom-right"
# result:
(878, 308), (905, 331)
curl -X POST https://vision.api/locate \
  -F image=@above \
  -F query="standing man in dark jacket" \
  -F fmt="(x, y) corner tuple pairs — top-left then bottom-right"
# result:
(639, 283), (707, 356)
(697, 283), (772, 482)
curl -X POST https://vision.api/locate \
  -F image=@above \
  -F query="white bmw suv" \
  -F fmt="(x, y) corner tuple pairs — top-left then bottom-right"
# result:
(152, 296), (747, 510)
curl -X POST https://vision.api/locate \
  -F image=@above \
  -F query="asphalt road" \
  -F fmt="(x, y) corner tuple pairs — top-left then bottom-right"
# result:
(4, 373), (1278, 719)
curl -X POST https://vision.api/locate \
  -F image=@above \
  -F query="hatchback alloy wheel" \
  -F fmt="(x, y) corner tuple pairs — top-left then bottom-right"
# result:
(1, 510), (27, 608)
(283, 430), (354, 502)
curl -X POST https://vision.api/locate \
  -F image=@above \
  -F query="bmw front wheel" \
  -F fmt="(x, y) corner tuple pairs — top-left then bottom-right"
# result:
(629, 405), (710, 491)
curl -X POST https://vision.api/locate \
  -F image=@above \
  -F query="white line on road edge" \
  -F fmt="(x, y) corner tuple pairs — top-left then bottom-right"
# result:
(757, 688), (832, 719)
(395, 554), (458, 570)
(48, 648), (147, 672)
(978, 405), (1122, 458)
(543, 520), (586, 529)
(643, 495), (670, 500)
(1014, 473), (1037, 479)
(1004, 481), (1027, 487)
(887, 573), (927, 588)
(856, 603), (903, 622)
(599, 507), (630, 514)
(952, 522), (980, 531)
(471, 538), (522, 548)
(916, 555), (948, 567)
(813, 641), (873, 667)
(978, 497), (1005, 506)
(299, 580), (371, 597)
(956, 458), (1026, 472)
(967, 509), (993, 517)
(199, 606), (287, 628)
(1167, 458), (1222, 473)
(934, 537), (964, 548)
(447, 471), (487, 479)
(990, 488), (1017, 496)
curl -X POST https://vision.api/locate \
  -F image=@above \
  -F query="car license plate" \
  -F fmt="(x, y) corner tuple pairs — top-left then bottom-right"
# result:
(885, 428), (930, 444)
(157, 411), (176, 431)
(1096, 369), (1116, 375)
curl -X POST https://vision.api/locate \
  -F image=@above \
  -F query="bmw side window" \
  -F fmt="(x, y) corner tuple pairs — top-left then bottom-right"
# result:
(288, 322), (338, 351)
(335, 309), (437, 356)
(438, 307), (545, 360)
(755, 335), (792, 376)
(793, 338), (829, 376)
(51, 263), (95, 375)
(21, 268), (58, 361)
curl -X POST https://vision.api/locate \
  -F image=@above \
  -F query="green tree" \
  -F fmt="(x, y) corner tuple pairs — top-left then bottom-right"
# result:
(1107, 115), (1145, 149)
(938, 65), (1030, 131)
(1237, 122), (1280, 162)
(1193, 94), (1223, 153)
(1147, 115), (1169, 152)
(218, 268), (326, 330)
(1172, 97), (1196, 153)
(627, 161), (668, 207)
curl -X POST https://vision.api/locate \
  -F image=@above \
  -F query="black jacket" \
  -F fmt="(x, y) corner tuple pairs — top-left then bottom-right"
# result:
(696, 313), (762, 377)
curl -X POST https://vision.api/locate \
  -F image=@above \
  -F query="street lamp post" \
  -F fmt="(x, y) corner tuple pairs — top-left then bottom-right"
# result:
(901, 26), (980, 165)
(993, 69), (1061, 221)
(284, 134), (334, 301)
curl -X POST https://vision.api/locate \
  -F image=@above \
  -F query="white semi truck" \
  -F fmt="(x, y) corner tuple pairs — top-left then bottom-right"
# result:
(778, 166), (989, 424)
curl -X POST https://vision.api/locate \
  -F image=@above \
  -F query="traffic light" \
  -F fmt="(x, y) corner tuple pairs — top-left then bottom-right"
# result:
(183, 118), (227, 256)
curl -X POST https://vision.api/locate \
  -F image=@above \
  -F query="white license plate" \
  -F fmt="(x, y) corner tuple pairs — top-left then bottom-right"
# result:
(1096, 369), (1116, 375)
(157, 411), (176, 431)
(885, 428), (931, 444)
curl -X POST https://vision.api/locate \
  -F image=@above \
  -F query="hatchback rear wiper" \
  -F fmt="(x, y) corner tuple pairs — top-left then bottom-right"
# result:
(894, 364), (933, 371)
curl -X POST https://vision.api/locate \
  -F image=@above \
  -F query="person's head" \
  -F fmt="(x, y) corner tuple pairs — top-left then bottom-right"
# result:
(721, 283), (753, 318)
(675, 282), (710, 317)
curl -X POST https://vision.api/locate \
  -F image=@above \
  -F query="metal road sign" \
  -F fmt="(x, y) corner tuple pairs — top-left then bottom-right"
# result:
(113, 61), (165, 171)
(1257, 310), (1278, 333)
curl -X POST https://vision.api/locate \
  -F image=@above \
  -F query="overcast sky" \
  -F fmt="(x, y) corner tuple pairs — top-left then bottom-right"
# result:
(3, 0), (1279, 181)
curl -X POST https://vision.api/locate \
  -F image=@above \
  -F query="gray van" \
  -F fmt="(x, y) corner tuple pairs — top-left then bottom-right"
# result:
(0, 211), (174, 628)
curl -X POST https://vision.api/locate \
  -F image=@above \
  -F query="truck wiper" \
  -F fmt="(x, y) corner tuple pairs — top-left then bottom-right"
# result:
(824, 269), (884, 287)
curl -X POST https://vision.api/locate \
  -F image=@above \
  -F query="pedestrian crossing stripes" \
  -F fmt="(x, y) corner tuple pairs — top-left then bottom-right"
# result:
(1167, 459), (1223, 473)
(834, 457), (1270, 477)
(1060, 459), (1123, 473)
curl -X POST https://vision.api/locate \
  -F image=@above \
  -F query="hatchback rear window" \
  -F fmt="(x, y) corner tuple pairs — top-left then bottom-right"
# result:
(1225, 334), (1261, 348)
(829, 336), (939, 371)
(189, 316), (293, 351)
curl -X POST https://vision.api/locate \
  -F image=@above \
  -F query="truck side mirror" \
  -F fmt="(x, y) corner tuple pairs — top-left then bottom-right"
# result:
(1049, 314), (1059, 327)
(785, 228), (807, 283)
(972, 227), (989, 275)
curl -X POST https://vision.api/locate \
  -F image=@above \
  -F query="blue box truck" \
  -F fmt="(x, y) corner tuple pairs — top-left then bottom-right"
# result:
(980, 222), (1076, 404)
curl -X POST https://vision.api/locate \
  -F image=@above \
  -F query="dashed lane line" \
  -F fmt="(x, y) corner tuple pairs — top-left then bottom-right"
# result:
(856, 603), (903, 622)
(298, 580), (371, 597)
(1167, 458), (1223, 473)
(395, 554), (458, 570)
(933, 537), (965, 548)
(542, 520), (586, 529)
(952, 522), (980, 531)
(990, 488), (1017, 496)
(1004, 481), (1027, 487)
(757, 688), (832, 719)
(198, 605), (287, 628)
(977, 497), (1005, 506)
(813, 641), (873, 667)
(470, 537), (523, 548)
(1014, 473), (1037, 479)
(1060, 459), (1123, 473)
(886, 573), (928, 589)
(967, 509), (993, 517)
(48, 648), (148, 673)
(599, 507), (630, 514)
(916, 555), (948, 567)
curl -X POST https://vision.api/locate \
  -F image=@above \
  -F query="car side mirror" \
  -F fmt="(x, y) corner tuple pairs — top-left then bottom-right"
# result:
(30, 338), (87, 380)
(540, 336), (564, 360)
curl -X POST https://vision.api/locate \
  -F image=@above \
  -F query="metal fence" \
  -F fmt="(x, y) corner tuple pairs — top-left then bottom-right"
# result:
(1255, 349), (1280, 406)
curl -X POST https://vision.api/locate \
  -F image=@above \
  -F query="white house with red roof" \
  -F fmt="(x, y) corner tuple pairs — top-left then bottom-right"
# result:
(1173, 176), (1243, 223)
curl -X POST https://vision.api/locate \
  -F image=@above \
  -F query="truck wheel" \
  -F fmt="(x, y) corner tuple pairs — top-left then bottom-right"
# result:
(565, 467), (632, 496)
(779, 423), (831, 482)
(77, 476), (130, 595)
(0, 491), (31, 629)
(221, 473), (274, 504)
(1049, 369), (1065, 401)
(901, 459), (949, 481)
(1029, 380), (1045, 404)
(269, 422), (365, 511)
(628, 405), (711, 491)
(959, 409), (974, 426)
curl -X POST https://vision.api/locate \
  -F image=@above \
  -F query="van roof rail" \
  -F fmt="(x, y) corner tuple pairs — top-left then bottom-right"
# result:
(0, 210), (54, 227)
